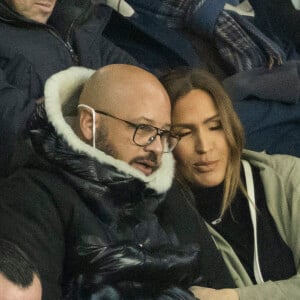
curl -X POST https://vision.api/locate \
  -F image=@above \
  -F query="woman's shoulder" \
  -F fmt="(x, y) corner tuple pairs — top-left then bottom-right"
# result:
(242, 149), (300, 187)
(243, 149), (300, 170)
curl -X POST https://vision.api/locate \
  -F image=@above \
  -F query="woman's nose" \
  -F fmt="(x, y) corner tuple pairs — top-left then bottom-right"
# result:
(195, 131), (211, 153)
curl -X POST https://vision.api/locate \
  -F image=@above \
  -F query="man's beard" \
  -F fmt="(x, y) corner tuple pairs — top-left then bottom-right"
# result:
(95, 126), (160, 174)
(95, 125), (118, 158)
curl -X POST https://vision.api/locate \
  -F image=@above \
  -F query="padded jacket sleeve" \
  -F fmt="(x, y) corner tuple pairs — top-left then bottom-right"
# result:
(0, 168), (85, 300)
(0, 54), (42, 176)
(72, 284), (196, 299)
(69, 235), (202, 299)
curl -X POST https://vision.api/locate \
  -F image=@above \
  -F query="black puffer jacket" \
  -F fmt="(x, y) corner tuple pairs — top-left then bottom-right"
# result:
(0, 67), (202, 299)
(0, 1), (136, 176)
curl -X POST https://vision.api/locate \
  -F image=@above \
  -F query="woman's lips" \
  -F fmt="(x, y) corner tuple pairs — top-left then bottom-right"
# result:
(193, 160), (218, 172)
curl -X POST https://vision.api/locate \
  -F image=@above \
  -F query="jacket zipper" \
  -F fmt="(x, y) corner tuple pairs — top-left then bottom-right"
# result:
(47, 27), (79, 65)
(1, 1), (82, 65)
(65, 19), (80, 65)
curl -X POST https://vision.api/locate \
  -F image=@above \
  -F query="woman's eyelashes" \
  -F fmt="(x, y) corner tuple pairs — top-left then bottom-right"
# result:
(209, 121), (223, 131)
(172, 127), (192, 138)
(172, 120), (222, 138)
(178, 131), (192, 138)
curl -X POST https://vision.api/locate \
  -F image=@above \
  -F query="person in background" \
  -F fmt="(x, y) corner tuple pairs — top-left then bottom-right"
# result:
(160, 68), (300, 300)
(103, 0), (300, 159)
(0, 0), (137, 177)
(248, 0), (300, 53)
(0, 238), (42, 300)
(0, 64), (209, 299)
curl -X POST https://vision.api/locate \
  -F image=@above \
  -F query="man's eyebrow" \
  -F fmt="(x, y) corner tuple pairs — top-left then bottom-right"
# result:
(131, 117), (171, 130)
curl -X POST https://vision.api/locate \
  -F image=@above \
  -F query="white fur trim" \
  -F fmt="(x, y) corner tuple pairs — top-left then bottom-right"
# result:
(44, 66), (174, 193)
(92, 0), (135, 17)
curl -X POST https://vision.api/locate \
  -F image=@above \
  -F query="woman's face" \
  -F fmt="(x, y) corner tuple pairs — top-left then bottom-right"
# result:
(172, 89), (229, 188)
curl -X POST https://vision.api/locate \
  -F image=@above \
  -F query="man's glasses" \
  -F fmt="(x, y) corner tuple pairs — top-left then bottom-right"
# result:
(94, 109), (180, 153)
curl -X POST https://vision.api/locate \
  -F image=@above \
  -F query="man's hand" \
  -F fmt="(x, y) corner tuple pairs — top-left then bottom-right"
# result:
(189, 286), (239, 300)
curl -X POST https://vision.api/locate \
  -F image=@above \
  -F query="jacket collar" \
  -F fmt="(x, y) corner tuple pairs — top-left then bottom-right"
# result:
(42, 66), (175, 194)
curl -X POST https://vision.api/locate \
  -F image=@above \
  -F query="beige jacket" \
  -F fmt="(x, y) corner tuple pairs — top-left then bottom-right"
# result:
(207, 150), (300, 300)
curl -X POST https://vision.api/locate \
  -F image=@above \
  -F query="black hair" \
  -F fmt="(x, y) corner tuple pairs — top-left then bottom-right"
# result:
(0, 239), (40, 288)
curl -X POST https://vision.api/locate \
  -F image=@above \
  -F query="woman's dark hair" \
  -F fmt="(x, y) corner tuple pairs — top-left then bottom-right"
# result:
(160, 68), (246, 214)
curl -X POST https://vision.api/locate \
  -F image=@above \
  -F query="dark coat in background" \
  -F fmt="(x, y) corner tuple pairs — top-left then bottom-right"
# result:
(248, 0), (300, 53)
(103, 0), (300, 158)
(0, 1), (136, 176)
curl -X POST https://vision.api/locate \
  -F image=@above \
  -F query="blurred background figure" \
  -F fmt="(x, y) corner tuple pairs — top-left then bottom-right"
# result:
(0, 238), (42, 300)
(103, 0), (300, 158)
(0, 0), (136, 177)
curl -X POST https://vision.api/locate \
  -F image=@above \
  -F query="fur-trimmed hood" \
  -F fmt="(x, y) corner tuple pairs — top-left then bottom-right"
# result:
(40, 66), (175, 195)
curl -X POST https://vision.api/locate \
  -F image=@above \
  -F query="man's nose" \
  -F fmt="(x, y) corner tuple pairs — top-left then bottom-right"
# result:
(144, 135), (164, 155)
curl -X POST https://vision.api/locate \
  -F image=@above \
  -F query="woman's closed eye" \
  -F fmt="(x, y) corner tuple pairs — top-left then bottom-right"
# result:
(172, 129), (192, 138)
(209, 121), (222, 131)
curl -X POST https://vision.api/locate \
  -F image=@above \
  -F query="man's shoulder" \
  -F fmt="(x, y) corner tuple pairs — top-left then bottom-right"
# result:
(0, 166), (82, 300)
(0, 165), (80, 212)
(3, 165), (68, 188)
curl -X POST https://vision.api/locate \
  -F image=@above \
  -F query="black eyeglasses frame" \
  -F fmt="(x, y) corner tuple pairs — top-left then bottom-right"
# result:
(94, 109), (179, 152)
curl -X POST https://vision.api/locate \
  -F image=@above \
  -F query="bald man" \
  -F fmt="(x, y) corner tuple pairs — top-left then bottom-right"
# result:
(0, 65), (201, 299)
(75, 64), (176, 175)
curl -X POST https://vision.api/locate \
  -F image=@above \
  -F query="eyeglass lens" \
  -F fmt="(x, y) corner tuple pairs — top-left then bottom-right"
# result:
(133, 125), (178, 152)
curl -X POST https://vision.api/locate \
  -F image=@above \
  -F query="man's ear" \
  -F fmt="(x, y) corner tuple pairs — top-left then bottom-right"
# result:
(79, 109), (95, 142)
